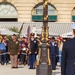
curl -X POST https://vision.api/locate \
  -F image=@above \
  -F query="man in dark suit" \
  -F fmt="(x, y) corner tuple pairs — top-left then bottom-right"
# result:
(29, 33), (38, 69)
(61, 24), (75, 75)
(50, 37), (59, 70)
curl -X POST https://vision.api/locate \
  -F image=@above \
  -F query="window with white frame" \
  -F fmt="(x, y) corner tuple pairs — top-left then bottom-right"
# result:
(0, 2), (18, 18)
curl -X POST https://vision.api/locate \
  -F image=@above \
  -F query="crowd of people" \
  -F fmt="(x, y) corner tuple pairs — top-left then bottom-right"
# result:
(0, 24), (75, 75)
(0, 32), (65, 70)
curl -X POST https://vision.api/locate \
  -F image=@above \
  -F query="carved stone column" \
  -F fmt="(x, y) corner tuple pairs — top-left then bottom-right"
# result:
(36, 0), (52, 75)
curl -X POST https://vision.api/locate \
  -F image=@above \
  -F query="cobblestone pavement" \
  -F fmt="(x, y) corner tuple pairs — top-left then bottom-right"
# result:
(0, 64), (61, 75)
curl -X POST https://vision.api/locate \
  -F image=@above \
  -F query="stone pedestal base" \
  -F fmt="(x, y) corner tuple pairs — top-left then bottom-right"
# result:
(36, 63), (52, 75)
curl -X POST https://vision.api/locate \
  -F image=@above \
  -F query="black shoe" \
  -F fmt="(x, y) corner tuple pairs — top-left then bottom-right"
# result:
(29, 67), (35, 69)
(33, 67), (35, 69)
(29, 67), (33, 69)
(1, 62), (4, 65)
(11, 67), (15, 68)
(52, 68), (56, 70)
(15, 67), (18, 69)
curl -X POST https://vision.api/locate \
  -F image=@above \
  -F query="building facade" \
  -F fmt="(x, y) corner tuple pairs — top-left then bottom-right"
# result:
(0, 0), (75, 22)
(0, 0), (75, 36)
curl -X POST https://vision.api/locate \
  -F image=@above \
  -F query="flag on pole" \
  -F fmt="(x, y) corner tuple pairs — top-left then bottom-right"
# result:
(27, 25), (31, 43)
(18, 23), (24, 38)
(31, 25), (37, 37)
(19, 23), (24, 34)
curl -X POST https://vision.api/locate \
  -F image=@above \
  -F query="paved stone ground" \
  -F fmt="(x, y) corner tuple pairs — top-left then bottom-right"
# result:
(0, 64), (61, 75)
(53, 66), (61, 75)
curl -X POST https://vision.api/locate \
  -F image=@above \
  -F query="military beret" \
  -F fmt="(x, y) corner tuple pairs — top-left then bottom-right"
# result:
(23, 36), (26, 38)
(30, 33), (35, 36)
(52, 37), (55, 40)
(12, 34), (16, 36)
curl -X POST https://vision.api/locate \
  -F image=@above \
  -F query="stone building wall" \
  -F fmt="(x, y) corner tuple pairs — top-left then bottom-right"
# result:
(0, 0), (75, 22)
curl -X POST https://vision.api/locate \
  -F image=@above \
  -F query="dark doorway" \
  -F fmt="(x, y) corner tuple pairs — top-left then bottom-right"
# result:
(0, 18), (17, 22)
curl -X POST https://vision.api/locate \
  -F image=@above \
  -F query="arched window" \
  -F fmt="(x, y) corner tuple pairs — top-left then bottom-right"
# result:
(72, 7), (75, 22)
(32, 3), (57, 22)
(0, 2), (18, 21)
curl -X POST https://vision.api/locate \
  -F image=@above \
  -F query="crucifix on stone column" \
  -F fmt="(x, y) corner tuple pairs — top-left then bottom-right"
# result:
(36, 0), (52, 75)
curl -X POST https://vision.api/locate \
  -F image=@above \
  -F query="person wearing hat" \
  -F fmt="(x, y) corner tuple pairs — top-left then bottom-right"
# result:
(29, 33), (38, 69)
(49, 37), (59, 70)
(61, 24), (75, 75)
(8, 34), (20, 68)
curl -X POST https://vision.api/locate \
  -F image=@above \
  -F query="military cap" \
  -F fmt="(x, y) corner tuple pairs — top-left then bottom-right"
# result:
(12, 34), (16, 36)
(23, 36), (26, 38)
(30, 33), (35, 36)
(71, 24), (75, 29)
(52, 37), (55, 40)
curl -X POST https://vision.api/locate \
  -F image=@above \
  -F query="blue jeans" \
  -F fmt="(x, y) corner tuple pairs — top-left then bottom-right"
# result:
(59, 51), (62, 66)
(29, 54), (35, 68)
(51, 55), (56, 70)
(19, 53), (26, 64)
(2, 50), (7, 63)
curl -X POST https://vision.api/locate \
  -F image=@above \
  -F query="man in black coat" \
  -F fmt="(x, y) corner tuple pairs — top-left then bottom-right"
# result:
(61, 24), (75, 75)
(29, 33), (38, 69)
(50, 37), (59, 70)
